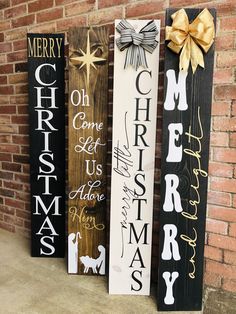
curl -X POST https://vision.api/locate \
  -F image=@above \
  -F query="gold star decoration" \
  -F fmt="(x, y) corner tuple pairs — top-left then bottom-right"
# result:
(70, 30), (106, 85)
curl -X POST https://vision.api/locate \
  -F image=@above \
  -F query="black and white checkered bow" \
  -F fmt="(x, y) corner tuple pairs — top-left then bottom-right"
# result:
(116, 20), (159, 70)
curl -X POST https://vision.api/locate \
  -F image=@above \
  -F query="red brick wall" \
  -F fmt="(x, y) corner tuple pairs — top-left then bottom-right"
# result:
(0, 0), (235, 293)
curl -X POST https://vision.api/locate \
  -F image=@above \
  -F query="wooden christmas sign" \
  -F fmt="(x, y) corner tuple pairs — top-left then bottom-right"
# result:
(68, 27), (108, 274)
(109, 19), (160, 295)
(28, 34), (65, 257)
(157, 8), (216, 311)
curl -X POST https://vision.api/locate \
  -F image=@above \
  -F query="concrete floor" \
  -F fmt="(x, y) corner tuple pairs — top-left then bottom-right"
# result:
(0, 228), (235, 314)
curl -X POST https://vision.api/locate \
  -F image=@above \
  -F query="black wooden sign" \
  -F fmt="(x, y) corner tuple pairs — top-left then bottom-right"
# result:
(157, 9), (216, 311)
(28, 34), (65, 257)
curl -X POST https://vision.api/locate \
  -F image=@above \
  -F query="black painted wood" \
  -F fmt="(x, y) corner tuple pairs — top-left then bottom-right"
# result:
(28, 34), (65, 257)
(157, 8), (216, 311)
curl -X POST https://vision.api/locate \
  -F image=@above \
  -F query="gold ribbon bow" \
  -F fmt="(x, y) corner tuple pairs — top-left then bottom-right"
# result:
(166, 8), (215, 73)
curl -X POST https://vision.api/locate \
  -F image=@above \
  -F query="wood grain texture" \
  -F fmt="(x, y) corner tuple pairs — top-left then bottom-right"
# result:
(157, 9), (216, 311)
(68, 26), (108, 275)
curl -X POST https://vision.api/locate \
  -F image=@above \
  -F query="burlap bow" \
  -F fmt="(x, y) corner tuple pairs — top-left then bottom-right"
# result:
(166, 8), (215, 73)
(116, 20), (158, 70)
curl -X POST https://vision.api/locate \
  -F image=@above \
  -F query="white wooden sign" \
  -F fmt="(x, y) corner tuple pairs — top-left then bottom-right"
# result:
(109, 19), (160, 295)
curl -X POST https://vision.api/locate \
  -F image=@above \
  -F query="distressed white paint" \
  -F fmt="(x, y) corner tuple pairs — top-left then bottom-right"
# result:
(109, 19), (160, 295)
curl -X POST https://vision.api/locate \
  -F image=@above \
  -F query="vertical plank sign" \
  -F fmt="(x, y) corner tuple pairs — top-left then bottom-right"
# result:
(28, 34), (65, 257)
(68, 27), (108, 274)
(109, 20), (160, 294)
(157, 9), (216, 311)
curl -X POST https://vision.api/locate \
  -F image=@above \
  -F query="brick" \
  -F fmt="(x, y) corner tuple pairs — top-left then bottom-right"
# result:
(126, 0), (164, 18)
(0, 32), (4, 42)
(10, 95), (28, 104)
(9, 73), (27, 84)
(217, 52), (236, 68)
(206, 218), (228, 235)
(18, 125), (29, 134)
(215, 34), (234, 51)
(88, 7), (122, 25)
(2, 162), (22, 173)
(11, 115), (28, 125)
(213, 68), (232, 84)
(208, 205), (236, 223)
(4, 4), (26, 18)
(0, 0), (10, 9)
(0, 105), (16, 114)
(211, 102), (230, 116)
(13, 39), (27, 51)
(15, 84), (28, 95)
(28, 0), (53, 13)
(17, 105), (28, 115)
(65, 0), (95, 17)
(12, 135), (28, 145)
(0, 153), (11, 162)
(220, 16), (236, 32)
(204, 245), (223, 262)
(222, 278), (236, 293)
(4, 181), (23, 191)
(0, 188), (14, 198)
(0, 205), (14, 215)
(204, 271), (222, 288)
(0, 64), (13, 74)
(215, 0), (236, 16)
(15, 62), (27, 73)
(206, 260), (236, 279)
(16, 209), (30, 220)
(0, 96), (9, 105)
(55, 0), (74, 4)
(13, 154), (29, 164)
(0, 20), (11, 31)
(0, 144), (19, 154)
(229, 223), (236, 237)
(215, 85), (236, 101)
(224, 250), (236, 266)
(14, 173), (29, 183)
(57, 15), (87, 32)
(7, 50), (27, 63)
(210, 132), (228, 147)
(209, 162), (233, 178)
(15, 191), (30, 202)
(0, 76), (7, 84)
(28, 22), (56, 34)
(37, 8), (63, 23)
(213, 117), (236, 132)
(5, 28), (27, 41)
(232, 101), (236, 117)
(0, 42), (12, 53)
(213, 148), (236, 164)
(211, 177), (236, 194)
(0, 124), (18, 133)
(98, 0), (128, 9)
(5, 198), (25, 210)
(207, 190), (231, 207)
(0, 135), (11, 143)
(12, 14), (35, 28)
(0, 86), (14, 95)
(11, 0), (28, 5)
(229, 133), (236, 148)
(0, 221), (15, 233)
(0, 115), (10, 124)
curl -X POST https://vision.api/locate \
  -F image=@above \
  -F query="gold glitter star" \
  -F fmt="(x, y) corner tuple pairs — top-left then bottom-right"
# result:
(70, 30), (106, 85)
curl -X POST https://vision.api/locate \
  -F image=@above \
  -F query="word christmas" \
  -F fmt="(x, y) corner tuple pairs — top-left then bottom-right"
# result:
(28, 34), (65, 257)
(109, 19), (160, 295)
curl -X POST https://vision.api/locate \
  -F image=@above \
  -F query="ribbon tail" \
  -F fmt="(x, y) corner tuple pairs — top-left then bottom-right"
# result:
(179, 37), (191, 72)
(190, 38), (205, 74)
